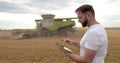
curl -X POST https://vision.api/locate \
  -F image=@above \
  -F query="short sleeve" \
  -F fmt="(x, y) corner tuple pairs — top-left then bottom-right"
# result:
(85, 30), (101, 50)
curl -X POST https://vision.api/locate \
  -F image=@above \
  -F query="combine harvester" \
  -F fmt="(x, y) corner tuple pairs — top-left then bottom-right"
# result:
(10, 29), (38, 39)
(10, 14), (77, 39)
(35, 14), (77, 36)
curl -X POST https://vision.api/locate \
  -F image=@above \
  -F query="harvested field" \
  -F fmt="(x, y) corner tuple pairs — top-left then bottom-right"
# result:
(0, 28), (120, 63)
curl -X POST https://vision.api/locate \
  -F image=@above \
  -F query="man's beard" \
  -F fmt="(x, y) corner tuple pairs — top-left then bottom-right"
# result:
(82, 18), (88, 27)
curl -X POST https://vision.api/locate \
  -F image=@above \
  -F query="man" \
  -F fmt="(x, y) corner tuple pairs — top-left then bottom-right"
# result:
(59, 4), (108, 63)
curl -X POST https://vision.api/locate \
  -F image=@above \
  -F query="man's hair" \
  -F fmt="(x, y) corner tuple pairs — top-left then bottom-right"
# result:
(75, 4), (95, 17)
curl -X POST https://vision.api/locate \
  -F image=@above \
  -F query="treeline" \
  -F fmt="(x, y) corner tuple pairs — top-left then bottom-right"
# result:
(0, 29), (10, 31)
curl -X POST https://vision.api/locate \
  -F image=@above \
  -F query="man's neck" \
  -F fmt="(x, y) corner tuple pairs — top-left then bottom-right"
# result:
(87, 19), (99, 27)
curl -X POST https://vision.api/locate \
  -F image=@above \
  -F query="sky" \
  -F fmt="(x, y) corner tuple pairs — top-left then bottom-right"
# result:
(0, 0), (120, 29)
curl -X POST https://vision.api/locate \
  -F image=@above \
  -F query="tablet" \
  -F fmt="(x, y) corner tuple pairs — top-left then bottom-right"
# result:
(56, 43), (72, 53)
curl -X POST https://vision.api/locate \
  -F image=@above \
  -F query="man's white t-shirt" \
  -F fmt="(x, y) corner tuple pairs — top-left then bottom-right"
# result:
(80, 24), (108, 63)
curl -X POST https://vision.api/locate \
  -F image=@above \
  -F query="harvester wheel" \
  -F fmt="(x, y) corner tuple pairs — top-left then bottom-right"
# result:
(41, 28), (52, 36)
(58, 29), (67, 37)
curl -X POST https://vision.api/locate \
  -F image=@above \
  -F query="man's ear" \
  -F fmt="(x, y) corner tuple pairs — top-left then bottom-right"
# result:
(86, 14), (89, 19)
(86, 12), (91, 19)
(87, 12), (91, 17)
(86, 14), (89, 18)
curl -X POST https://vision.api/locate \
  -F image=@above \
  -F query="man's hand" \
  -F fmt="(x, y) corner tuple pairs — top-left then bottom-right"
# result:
(61, 38), (73, 45)
(58, 46), (73, 56)
(56, 43), (72, 53)
(61, 38), (80, 48)
(58, 46), (84, 63)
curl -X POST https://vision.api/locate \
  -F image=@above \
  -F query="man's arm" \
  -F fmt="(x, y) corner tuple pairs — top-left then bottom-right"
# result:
(60, 47), (96, 63)
(72, 41), (80, 48)
(84, 48), (96, 63)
